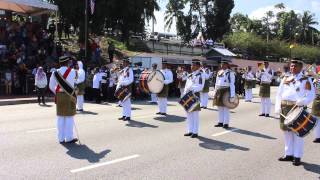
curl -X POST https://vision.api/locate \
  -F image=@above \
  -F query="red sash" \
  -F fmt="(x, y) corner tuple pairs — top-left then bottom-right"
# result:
(55, 68), (72, 103)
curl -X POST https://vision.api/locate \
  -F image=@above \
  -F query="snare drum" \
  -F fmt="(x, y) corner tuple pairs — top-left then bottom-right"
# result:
(284, 107), (318, 137)
(179, 91), (200, 113)
(114, 86), (131, 102)
(139, 70), (164, 94)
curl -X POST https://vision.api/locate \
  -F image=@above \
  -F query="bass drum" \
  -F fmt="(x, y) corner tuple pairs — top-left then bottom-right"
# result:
(139, 70), (164, 94)
(222, 91), (239, 109)
(285, 107), (318, 137)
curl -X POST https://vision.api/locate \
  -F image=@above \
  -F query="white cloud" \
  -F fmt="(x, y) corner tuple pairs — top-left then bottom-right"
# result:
(249, 5), (295, 21)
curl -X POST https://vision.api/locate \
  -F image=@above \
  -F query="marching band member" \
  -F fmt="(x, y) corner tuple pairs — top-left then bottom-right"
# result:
(184, 59), (205, 138)
(157, 60), (173, 115)
(213, 60), (236, 129)
(256, 61), (273, 117)
(150, 63), (158, 104)
(242, 66), (255, 102)
(177, 66), (188, 98)
(275, 60), (315, 166)
(49, 56), (78, 144)
(200, 64), (212, 109)
(117, 59), (134, 121)
(75, 61), (86, 111)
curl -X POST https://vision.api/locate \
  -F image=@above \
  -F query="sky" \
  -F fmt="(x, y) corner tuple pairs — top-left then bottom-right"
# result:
(149, 0), (320, 34)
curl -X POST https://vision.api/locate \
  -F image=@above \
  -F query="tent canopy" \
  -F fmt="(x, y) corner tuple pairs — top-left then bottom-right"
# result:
(0, 0), (57, 15)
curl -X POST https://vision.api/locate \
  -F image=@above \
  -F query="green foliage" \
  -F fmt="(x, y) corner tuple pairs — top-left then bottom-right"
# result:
(224, 32), (320, 61)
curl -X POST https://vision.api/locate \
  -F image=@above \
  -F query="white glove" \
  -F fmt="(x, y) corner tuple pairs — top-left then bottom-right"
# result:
(229, 97), (235, 103)
(296, 99), (305, 106)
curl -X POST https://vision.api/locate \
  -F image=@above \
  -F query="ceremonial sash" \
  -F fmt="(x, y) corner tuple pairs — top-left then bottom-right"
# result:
(54, 68), (76, 101)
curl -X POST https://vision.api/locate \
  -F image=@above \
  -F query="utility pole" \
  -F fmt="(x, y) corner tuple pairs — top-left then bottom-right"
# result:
(85, 0), (88, 61)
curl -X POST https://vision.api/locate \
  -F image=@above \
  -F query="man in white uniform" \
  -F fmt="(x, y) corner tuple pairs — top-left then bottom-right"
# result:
(242, 66), (255, 102)
(157, 60), (173, 115)
(150, 63), (158, 104)
(256, 61), (273, 117)
(200, 64), (212, 109)
(49, 56), (78, 144)
(183, 60), (205, 138)
(117, 59), (134, 121)
(213, 60), (236, 129)
(275, 60), (315, 166)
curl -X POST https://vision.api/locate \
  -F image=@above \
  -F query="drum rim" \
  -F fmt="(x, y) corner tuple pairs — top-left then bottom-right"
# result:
(284, 107), (304, 125)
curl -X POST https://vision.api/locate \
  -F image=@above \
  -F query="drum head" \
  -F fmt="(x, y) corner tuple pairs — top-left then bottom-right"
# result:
(148, 70), (164, 94)
(284, 107), (303, 125)
(222, 91), (239, 109)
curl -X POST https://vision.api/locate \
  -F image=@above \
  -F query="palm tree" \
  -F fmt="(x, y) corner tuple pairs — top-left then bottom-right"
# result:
(164, 0), (185, 31)
(300, 11), (319, 44)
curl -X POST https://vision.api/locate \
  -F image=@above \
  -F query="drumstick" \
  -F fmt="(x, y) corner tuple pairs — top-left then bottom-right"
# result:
(156, 78), (164, 83)
(279, 113), (287, 119)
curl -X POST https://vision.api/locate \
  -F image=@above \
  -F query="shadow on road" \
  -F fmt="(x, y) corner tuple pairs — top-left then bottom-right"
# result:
(78, 111), (99, 115)
(302, 162), (320, 175)
(233, 128), (277, 140)
(154, 114), (185, 123)
(126, 119), (158, 128)
(131, 107), (142, 110)
(40, 104), (52, 107)
(197, 136), (250, 151)
(63, 144), (111, 163)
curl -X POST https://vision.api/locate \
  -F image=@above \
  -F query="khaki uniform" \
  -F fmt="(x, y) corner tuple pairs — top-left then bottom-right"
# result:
(256, 68), (273, 115)
(157, 69), (173, 114)
(200, 68), (212, 108)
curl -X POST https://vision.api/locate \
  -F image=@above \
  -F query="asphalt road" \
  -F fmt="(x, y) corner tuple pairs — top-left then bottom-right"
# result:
(0, 88), (319, 180)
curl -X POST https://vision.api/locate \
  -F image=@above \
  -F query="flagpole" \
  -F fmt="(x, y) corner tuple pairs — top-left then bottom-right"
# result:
(85, 0), (88, 61)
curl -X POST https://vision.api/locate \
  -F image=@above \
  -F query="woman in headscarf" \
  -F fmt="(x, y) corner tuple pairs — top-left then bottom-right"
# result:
(35, 67), (48, 105)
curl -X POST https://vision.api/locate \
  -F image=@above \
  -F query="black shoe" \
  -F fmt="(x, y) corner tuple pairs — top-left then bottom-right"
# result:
(117, 105), (122, 107)
(156, 112), (162, 115)
(125, 117), (131, 121)
(214, 123), (223, 127)
(161, 113), (167, 116)
(66, 138), (78, 144)
(265, 114), (270, 117)
(223, 124), (229, 129)
(118, 116), (125, 120)
(259, 114), (265, 116)
(278, 155), (294, 162)
(78, 109), (84, 112)
(292, 158), (301, 166)
(59, 141), (65, 144)
(191, 134), (198, 138)
(313, 138), (320, 143)
(184, 133), (192, 136)
(203, 107), (207, 109)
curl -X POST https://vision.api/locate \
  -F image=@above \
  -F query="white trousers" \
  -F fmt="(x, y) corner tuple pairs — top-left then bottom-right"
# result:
(151, 93), (157, 102)
(187, 111), (199, 134)
(245, 89), (253, 101)
(122, 98), (131, 117)
(217, 106), (230, 125)
(284, 131), (304, 158)
(200, 92), (209, 107)
(315, 117), (320, 138)
(76, 95), (84, 110)
(260, 98), (271, 114)
(158, 97), (167, 113)
(57, 116), (74, 142)
(179, 88), (185, 98)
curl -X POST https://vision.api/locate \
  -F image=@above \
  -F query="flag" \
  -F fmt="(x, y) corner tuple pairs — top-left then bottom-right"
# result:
(90, 0), (95, 15)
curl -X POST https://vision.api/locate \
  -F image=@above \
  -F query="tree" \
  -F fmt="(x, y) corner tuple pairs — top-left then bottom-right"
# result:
(299, 11), (319, 44)
(262, 11), (274, 43)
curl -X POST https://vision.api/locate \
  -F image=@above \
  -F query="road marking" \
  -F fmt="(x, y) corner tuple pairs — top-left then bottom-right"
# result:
(26, 128), (56, 133)
(70, 154), (140, 173)
(211, 128), (239, 137)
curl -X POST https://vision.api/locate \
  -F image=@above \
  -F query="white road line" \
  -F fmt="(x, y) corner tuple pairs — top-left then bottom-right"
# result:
(26, 128), (56, 133)
(70, 154), (140, 173)
(211, 128), (239, 137)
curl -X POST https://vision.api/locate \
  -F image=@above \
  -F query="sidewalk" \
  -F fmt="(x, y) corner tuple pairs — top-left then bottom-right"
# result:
(0, 96), (54, 106)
